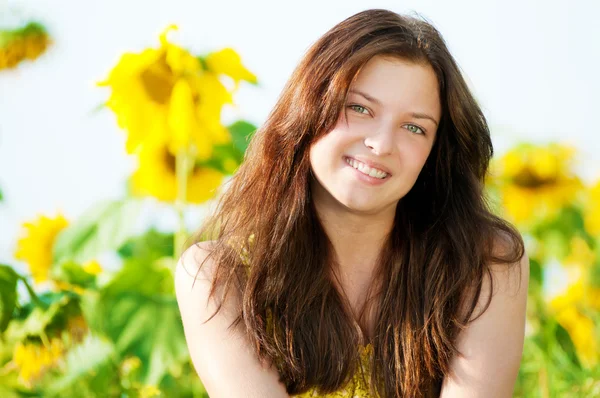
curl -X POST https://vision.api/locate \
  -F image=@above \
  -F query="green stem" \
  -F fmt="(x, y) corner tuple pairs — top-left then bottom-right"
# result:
(175, 148), (191, 260)
(18, 275), (46, 309)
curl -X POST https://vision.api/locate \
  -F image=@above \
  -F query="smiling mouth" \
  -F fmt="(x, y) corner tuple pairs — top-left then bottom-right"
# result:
(344, 157), (390, 179)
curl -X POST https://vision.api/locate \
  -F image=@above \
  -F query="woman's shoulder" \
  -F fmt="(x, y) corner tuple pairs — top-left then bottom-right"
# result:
(442, 240), (529, 396)
(174, 240), (290, 397)
(175, 240), (218, 284)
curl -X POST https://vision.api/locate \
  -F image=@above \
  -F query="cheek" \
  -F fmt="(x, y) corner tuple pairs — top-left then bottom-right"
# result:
(402, 141), (433, 176)
(309, 135), (339, 175)
(311, 128), (353, 161)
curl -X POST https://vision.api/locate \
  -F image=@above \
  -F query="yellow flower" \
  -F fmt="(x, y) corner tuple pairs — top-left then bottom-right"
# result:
(98, 47), (172, 154)
(549, 237), (600, 368)
(550, 280), (599, 368)
(563, 236), (596, 269)
(98, 25), (243, 158)
(14, 214), (68, 283)
(120, 356), (142, 377)
(167, 77), (231, 158)
(584, 181), (600, 236)
(139, 385), (161, 398)
(130, 140), (224, 203)
(82, 259), (103, 275)
(492, 143), (583, 225)
(548, 237), (597, 309)
(205, 47), (258, 87)
(0, 22), (51, 70)
(12, 338), (64, 386)
(552, 305), (598, 368)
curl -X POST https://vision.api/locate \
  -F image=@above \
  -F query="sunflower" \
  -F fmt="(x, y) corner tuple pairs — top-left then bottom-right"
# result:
(584, 181), (600, 236)
(12, 338), (64, 387)
(549, 277), (600, 368)
(204, 47), (258, 88)
(98, 25), (254, 158)
(14, 214), (68, 283)
(490, 143), (583, 226)
(547, 236), (600, 368)
(0, 22), (51, 70)
(130, 139), (224, 204)
(551, 301), (598, 368)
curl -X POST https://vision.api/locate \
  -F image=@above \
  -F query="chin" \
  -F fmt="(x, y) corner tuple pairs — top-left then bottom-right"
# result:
(336, 194), (382, 213)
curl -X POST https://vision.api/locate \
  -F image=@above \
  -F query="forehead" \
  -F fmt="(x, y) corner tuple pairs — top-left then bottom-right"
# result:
(349, 55), (441, 118)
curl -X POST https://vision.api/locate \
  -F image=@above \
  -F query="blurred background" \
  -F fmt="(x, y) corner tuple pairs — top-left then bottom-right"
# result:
(0, 0), (598, 396)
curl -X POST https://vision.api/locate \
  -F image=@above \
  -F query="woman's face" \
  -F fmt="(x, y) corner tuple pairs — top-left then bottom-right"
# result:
(309, 55), (442, 215)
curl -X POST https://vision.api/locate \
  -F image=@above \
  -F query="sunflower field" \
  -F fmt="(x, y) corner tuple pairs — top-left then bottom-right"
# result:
(1, 22), (599, 398)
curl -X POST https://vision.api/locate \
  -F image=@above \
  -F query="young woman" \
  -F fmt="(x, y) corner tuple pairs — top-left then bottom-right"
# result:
(175, 9), (529, 398)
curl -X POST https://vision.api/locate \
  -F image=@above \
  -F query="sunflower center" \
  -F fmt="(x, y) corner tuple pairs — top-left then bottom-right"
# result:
(164, 150), (176, 173)
(513, 168), (557, 188)
(140, 58), (175, 104)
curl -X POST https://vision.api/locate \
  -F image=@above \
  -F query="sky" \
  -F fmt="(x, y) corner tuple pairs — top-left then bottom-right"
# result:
(1, 0), (599, 264)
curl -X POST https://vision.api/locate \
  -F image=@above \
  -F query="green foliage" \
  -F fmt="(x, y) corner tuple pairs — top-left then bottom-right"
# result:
(5, 294), (81, 342)
(118, 229), (174, 262)
(50, 261), (97, 289)
(228, 120), (257, 155)
(0, 265), (19, 333)
(53, 199), (142, 265)
(196, 120), (257, 173)
(1, 225), (205, 395)
(88, 244), (186, 384)
(46, 334), (117, 396)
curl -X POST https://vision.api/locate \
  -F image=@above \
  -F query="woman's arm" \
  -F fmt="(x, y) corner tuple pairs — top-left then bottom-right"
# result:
(440, 248), (530, 398)
(175, 242), (290, 398)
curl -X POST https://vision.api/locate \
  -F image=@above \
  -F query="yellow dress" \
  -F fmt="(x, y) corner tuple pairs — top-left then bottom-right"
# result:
(232, 235), (377, 397)
(291, 343), (375, 397)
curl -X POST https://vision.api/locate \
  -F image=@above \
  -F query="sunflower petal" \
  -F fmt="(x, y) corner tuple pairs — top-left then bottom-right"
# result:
(205, 48), (257, 85)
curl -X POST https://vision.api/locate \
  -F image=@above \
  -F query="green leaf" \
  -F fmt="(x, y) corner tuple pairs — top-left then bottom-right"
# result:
(227, 120), (257, 155)
(96, 292), (188, 385)
(195, 144), (241, 174)
(117, 229), (174, 262)
(5, 294), (80, 342)
(53, 199), (142, 265)
(540, 230), (570, 260)
(0, 371), (36, 398)
(0, 264), (19, 333)
(0, 186), (3, 201)
(192, 120), (257, 175)
(553, 321), (582, 369)
(46, 334), (117, 395)
(528, 258), (543, 288)
(84, 256), (186, 385)
(533, 206), (587, 246)
(50, 261), (97, 289)
(103, 257), (175, 297)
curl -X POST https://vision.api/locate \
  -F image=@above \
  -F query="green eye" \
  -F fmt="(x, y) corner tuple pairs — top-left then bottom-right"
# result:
(349, 104), (369, 114)
(406, 124), (425, 135)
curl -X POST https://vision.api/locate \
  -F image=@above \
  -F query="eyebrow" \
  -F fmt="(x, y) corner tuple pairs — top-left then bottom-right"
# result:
(348, 89), (439, 127)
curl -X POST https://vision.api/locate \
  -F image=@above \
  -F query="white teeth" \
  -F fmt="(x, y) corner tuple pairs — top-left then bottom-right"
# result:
(345, 157), (388, 179)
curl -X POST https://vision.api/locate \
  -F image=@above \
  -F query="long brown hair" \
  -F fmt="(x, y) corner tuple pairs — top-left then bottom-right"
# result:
(187, 9), (524, 397)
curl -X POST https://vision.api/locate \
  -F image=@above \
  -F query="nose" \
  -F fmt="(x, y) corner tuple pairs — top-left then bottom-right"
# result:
(363, 122), (395, 156)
